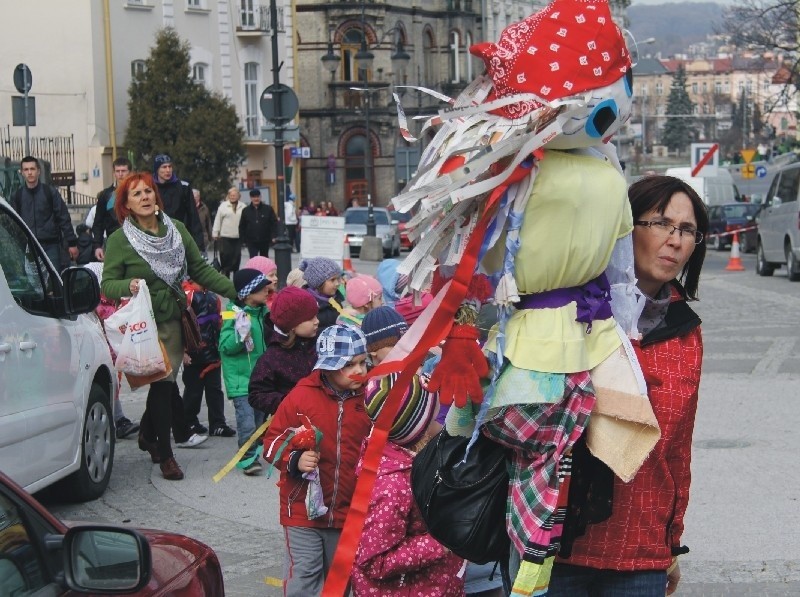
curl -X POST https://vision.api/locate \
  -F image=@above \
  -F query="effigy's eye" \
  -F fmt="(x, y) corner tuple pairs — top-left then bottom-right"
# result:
(585, 99), (619, 138)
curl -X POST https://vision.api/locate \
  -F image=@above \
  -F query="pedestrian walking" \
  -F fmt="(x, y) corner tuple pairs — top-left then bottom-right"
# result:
(239, 188), (277, 258)
(92, 157), (131, 261)
(248, 286), (319, 416)
(213, 187), (244, 278)
(152, 154), (205, 250)
(101, 172), (234, 480)
(284, 193), (299, 252)
(262, 324), (372, 596)
(219, 268), (272, 475)
(194, 189), (213, 257)
(549, 175), (709, 596)
(10, 156), (78, 269)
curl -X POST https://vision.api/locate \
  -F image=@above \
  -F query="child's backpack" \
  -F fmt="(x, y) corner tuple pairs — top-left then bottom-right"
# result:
(183, 281), (222, 365)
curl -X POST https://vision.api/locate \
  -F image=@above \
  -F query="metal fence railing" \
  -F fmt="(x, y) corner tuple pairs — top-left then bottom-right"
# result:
(60, 188), (95, 206)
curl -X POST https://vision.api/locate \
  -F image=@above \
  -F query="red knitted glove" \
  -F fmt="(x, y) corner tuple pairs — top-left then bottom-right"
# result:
(428, 324), (489, 408)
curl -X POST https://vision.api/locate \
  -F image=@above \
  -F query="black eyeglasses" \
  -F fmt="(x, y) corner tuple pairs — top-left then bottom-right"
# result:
(634, 220), (704, 245)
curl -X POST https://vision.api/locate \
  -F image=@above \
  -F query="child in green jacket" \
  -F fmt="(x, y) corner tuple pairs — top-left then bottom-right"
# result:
(220, 268), (272, 475)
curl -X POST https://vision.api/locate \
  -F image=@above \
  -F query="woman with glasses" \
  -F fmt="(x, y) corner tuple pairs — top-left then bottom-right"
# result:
(550, 175), (709, 596)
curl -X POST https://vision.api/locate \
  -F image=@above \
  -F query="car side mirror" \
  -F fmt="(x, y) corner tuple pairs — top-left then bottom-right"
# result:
(773, 196), (782, 207)
(62, 527), (151, 593)
(62, 267), (101, 315)
(391, 219), (399, 225)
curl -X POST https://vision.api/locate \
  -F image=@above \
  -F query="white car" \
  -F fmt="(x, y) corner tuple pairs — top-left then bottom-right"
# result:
(0, 196), (117, 501)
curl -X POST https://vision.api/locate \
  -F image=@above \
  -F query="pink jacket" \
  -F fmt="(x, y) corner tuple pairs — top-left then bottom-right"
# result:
(351, 442), (464, 596)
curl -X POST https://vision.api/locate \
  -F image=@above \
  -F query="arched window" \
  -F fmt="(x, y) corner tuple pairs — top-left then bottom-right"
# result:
(465, 31), (474, 81)
(192, 63), (208, 86)
(244, 62), (260, 137)
(449, 30), (461, 83)
(342, 27), (370, 82)
(423, 28), (435, 85)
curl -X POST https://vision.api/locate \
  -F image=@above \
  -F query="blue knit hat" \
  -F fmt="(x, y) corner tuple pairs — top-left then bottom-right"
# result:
(153, 154), (176, 180)
(299, 257), (342, 291)
(314, 324), (367, 371)
(361, 306), (408, 352)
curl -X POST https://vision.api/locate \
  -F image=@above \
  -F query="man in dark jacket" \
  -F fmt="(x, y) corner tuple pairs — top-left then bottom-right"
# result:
(11, 156), (77, 269)
(238, 188), (277, 258)
(92, 157), (131, 261)
(153, 154), (205, 250)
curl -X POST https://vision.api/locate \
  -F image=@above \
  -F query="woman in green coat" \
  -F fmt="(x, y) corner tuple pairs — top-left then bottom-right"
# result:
(102, 172), (237, 481)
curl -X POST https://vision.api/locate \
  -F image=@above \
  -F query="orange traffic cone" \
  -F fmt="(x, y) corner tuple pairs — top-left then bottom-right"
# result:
(342, 236), (355, 275)
(725, 230), (746, 271)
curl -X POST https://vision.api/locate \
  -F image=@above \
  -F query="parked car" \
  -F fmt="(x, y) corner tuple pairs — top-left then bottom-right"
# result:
(390, 210), (414, 250)
(0, 470), (225, 595)
(706, 202), (761, 251)
(344, 207), (401, 257)
(0, 196), (117, 501)
(754, 163), (800, 280)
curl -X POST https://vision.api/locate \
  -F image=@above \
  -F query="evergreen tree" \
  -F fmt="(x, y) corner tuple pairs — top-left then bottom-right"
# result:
(661, 64), (695, 153)
(126, 28), (244, 205)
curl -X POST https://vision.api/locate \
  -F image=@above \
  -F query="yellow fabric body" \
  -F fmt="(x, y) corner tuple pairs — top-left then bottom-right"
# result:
(485, 149), (632, 373)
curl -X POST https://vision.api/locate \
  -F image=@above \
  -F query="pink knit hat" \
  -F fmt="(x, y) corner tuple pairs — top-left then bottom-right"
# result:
(244, 256), (277, 277)
(345, 274), (383, 309)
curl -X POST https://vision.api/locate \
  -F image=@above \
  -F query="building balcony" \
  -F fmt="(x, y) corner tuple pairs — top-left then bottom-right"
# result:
(446, 0), (475, 12)
(236, 5), (283, 36)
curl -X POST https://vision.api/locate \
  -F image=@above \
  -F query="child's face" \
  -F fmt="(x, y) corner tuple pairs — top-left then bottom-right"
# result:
(244, 285), (271, 306)
(266, 271), (278, 286)
(294, 316), (319, 338)
(368, 293), (384, 309)
(319, 274), (342, 297)
(327, 354), (367, 391)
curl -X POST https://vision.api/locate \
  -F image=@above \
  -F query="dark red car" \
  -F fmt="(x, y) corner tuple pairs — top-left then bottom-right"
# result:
(0, 471), (224, 595)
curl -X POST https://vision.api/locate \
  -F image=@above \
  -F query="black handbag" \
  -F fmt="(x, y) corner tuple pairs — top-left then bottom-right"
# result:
(211, 241), (222, 272)
(411, 429), (510, 564)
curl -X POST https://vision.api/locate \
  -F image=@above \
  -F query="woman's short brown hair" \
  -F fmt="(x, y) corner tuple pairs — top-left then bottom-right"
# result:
(628, 175), (709, 300)
(114, 171), (165, 224)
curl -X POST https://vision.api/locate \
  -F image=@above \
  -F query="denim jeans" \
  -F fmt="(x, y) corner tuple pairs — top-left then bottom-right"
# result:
(231, 395), (265, 460)
(548, 563), (667, 597)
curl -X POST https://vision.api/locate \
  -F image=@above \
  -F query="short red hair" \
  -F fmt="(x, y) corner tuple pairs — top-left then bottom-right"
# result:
(114, 171), (164, 224)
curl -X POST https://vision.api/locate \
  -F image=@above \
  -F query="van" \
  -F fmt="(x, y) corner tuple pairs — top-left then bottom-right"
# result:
(663, 167), (741, 206)
(0, 196), (117, 500)
(754, 162), (800, 280)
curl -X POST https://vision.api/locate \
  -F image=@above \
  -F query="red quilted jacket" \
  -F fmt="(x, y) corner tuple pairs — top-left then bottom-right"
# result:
(263, 370), (372, 529)
(561, 293), (703, 571)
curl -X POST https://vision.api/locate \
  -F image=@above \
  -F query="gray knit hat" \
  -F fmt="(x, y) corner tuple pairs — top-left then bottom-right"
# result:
(299, 257), (341, 290)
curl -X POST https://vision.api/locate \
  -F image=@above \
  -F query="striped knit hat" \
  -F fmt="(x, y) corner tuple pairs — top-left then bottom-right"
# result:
(364, 373), (439, 447)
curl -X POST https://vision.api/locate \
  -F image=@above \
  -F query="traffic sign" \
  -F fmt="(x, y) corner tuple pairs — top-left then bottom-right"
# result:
(740, 148), (756, 164)
(755, 165), (768, 179)
(259, 84), (299, 123)
(691, 143), (719, 177)
(13, 64), (32, 94)
(742, 164), (756, 179)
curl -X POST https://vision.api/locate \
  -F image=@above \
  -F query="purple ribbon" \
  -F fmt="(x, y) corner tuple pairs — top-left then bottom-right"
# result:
(517, 273), (612, 333)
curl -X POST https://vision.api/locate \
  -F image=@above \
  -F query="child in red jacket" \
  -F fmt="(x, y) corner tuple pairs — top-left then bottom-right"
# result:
(263, 324), (372, 596)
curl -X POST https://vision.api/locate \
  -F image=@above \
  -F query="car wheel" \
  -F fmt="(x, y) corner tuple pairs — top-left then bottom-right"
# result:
(58, 383), (115, 501)
(756, 241), (775, 277)
(786, 245), (800, 281)
(739, 234), (750, 254)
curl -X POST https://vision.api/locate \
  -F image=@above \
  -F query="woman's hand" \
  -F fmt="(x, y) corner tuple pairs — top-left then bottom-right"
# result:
(129, 279), (142, 296)
(298, 450), (320, 473)
(666, 560), (681, 595)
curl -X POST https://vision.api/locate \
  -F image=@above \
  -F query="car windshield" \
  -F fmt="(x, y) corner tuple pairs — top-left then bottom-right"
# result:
(390, 211), (412, 223)
(723, 204), (760, 218)
(346, 210), (389, 225)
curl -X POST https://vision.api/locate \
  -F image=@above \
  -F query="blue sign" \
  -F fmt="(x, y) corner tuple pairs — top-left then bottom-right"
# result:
(290, 147), (302, 158)
(755, 165), (768, 179)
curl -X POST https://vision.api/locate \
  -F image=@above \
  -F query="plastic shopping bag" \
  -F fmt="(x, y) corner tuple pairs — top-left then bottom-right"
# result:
(112, 280), (167, 377)
(103, 298), (131, 356)
(303, 468), (328, 520)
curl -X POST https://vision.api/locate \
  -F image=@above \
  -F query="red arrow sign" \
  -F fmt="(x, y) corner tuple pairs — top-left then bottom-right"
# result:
(691, 143), (719, 177)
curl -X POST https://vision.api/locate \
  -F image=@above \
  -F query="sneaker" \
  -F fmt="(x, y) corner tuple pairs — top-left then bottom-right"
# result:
(242, 461), (262, 476)
(209, 424), (236, 437)
(175, 433), (208, 448)
(190, 423), (209, 435)
(116, 417), (140, 439)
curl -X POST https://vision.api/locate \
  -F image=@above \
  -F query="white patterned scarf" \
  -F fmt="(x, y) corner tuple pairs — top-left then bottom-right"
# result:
(122, 213), (186, 290)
